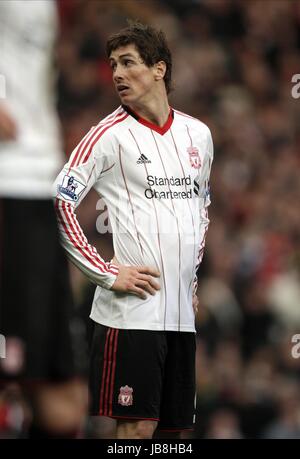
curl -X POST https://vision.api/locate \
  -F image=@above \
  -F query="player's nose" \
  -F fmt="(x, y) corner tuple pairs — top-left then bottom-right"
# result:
(113, 67), (125, 83)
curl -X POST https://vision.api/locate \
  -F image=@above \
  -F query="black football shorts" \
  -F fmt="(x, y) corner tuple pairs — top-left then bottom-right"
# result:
(89, 323), (196, 431)
(0, 198), (86, 384)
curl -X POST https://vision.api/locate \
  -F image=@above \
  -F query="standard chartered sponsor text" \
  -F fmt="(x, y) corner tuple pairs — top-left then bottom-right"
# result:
(145, 174), (192, 200)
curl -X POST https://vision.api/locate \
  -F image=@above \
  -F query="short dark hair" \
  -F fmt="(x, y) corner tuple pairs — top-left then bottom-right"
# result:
(106, 21), (173, 94)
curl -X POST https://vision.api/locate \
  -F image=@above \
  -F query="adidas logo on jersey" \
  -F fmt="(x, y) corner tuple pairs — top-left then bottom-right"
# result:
(137, 154), (151, 164)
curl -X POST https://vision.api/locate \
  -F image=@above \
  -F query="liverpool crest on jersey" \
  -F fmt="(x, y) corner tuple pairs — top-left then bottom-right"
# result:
(187, 146), (201, 169)
(118, 385), (133, 406)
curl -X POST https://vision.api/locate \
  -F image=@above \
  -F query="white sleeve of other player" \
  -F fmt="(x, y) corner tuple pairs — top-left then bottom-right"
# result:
(53, 131), (119, 290)
(193, 127), (214, 294)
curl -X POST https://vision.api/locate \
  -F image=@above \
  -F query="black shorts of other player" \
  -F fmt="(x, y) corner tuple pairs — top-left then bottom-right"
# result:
(0, 198), (86, 385)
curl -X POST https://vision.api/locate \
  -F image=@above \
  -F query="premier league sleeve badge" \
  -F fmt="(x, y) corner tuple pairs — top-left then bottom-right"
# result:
(58, 175), (86, 202)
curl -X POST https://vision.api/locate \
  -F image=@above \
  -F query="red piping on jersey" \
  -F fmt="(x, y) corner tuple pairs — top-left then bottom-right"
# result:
(64, 201), (117, 274)
(64, 201), (99, 262)
(122, 104), (174, 135)
(69, 110), (128, 169)
(118, 144), (144, 258)
(82, 113), (128, 165)
(56, 199), (107, 273)
(100, 163), (115, 175)
(69, 109), (122, 169)
(86, 164), (96, 185)
(55, 200), (118, 276)
(64, 200), (119, 275)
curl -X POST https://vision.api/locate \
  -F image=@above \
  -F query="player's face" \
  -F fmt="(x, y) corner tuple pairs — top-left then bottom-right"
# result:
(109, 44), (157, 106)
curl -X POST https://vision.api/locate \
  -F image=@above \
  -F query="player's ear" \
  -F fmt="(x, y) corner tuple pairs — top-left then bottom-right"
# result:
(154, 61), (166, 81)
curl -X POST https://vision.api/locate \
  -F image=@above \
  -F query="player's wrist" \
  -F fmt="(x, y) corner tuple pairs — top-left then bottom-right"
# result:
(107, 261), (119, 274)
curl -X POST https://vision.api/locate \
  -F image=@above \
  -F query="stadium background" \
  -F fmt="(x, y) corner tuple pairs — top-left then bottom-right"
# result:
(2, 0), (300, 439)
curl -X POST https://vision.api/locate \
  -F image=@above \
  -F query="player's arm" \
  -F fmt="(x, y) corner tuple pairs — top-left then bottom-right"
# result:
(193, 128), (214, 303)
(53, 134), (120, 290)
(53, 133), (160, 298)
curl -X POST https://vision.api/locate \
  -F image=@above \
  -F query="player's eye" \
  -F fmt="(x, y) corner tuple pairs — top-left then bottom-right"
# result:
(123, 59), (134, 67)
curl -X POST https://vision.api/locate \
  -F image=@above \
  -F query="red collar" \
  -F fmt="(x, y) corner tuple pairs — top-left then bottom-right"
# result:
(122, 105), (174, 135)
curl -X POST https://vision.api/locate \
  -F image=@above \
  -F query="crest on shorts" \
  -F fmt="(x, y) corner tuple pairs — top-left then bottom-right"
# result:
(118, 385), (133, 406)
(187, 146), (201, 169)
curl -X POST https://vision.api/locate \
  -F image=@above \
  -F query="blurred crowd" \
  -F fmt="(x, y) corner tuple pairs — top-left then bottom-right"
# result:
(2, 0), (300, 439)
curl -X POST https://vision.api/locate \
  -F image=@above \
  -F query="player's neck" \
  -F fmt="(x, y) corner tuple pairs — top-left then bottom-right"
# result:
(127, 91), (170, 127)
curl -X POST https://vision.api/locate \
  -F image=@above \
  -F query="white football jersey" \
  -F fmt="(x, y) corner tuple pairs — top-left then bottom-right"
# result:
(0, 0), (63, 198)
(54, 105), (213, 332)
